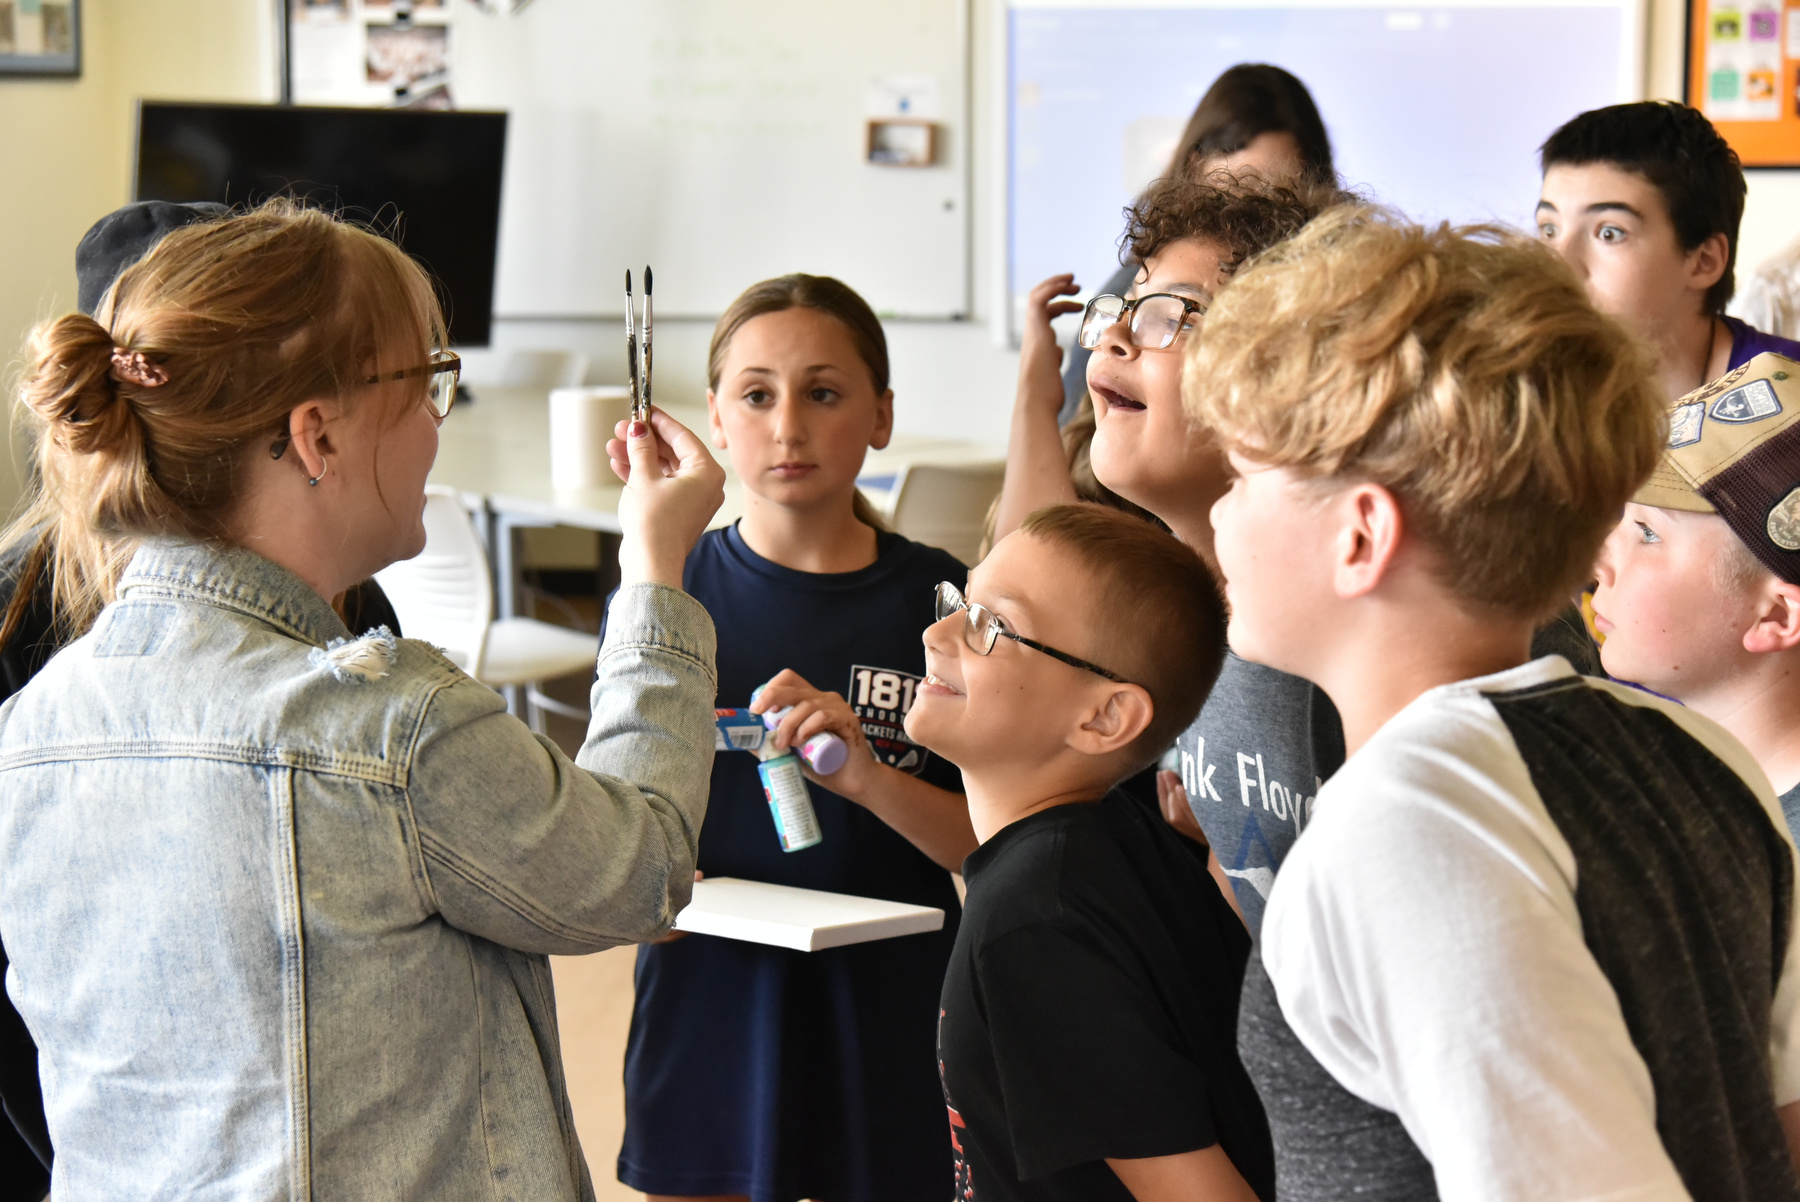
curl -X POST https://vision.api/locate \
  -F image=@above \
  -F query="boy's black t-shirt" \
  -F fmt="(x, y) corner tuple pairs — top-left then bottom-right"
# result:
(938, 792), (1274, 1202)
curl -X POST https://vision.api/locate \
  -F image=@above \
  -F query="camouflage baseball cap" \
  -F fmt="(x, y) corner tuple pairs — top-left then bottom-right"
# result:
(1636, 351), (1800, 584)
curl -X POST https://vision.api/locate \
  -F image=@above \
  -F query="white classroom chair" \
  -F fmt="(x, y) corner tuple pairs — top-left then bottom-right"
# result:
(886, 461), (1007, 566)
(375, 487), (599, 733)
(499, 349), (591, 390)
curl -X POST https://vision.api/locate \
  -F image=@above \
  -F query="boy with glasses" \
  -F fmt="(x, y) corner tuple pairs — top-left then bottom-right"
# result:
(907, 503), (1273, 1202)
(991, 176), (1355, 935)
(1191, 207), (1800, 1198)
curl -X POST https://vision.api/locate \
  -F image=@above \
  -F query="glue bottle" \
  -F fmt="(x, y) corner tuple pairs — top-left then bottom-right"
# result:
(755, 744), (824, 852)
(748, 686), (850, 775)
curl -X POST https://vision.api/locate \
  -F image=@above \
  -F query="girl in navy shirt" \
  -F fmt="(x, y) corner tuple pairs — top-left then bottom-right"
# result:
(616, 275), (974, 1202)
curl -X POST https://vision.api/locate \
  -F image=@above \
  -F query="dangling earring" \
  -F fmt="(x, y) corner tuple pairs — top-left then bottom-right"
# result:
(308, 461), (329, 487)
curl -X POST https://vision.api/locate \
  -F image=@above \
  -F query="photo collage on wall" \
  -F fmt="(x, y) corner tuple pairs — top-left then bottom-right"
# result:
(0, 0), (78, 76)
(292, 0), (451, 109)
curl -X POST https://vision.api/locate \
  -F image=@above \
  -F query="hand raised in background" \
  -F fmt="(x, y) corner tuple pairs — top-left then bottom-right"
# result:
(1019, 273), (1084, 418)
(608, 409), (726, 590)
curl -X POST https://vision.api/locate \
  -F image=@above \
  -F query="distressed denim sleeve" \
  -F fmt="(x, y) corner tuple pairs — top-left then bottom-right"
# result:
(403, 583), (717, 954)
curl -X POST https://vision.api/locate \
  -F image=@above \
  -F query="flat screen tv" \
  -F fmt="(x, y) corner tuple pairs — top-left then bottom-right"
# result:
(135, 101), (508, 347)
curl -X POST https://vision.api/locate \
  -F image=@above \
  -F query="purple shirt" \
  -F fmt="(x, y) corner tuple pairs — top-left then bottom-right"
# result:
(1726, 314), (1800, 369)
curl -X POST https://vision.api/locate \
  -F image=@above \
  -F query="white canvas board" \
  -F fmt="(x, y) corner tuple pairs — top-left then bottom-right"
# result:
(672, 877), (946, 952)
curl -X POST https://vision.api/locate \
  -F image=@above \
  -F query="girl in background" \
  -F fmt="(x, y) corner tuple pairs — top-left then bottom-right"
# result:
(616, 274), (973, 1202)
(1058, 63), (1336, 419)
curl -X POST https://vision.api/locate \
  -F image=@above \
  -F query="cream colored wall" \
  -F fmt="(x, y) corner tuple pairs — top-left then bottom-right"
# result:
(0, 0), (276, 515)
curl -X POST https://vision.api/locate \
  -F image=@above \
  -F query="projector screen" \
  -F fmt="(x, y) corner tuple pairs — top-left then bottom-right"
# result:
(1007, 0), (1644, 333)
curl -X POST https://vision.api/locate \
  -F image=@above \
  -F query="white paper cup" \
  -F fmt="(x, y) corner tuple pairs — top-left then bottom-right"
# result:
(549, 386), (633, 489)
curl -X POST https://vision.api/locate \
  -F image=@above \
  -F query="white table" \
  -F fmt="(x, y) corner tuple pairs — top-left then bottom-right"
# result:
(429, 385), (1002, 618)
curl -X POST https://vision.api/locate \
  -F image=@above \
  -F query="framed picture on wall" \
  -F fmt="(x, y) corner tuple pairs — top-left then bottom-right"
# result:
(0, 0), (80, 77)
(1686, 0), (1800, 166)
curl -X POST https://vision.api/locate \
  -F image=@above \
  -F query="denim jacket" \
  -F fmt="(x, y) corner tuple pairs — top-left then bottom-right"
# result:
(0, 539), (717, 1200)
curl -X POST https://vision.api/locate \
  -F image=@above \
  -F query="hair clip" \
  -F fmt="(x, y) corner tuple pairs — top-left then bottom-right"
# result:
(110, 348), (168, 389)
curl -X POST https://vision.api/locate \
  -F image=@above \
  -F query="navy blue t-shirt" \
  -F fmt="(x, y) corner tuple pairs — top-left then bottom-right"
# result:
(616, 523), (966, 1202)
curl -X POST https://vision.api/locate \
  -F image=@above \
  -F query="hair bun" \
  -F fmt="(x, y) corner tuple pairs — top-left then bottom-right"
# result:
(21, 312), (146, 456)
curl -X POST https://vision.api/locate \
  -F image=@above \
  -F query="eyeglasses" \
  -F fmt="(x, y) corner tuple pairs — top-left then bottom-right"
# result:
(365, 350), (462, 419)
(269, 350), (463, 462)
(934, 581), (1127, 682)
(1077, 292), (1207, 351)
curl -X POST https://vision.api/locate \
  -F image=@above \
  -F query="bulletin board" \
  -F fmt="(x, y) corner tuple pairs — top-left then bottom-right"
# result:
(1687, 0), (1800, 166)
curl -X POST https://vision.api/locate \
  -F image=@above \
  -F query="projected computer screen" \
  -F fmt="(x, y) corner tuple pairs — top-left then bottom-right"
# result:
(1008, 0), (1641, 326)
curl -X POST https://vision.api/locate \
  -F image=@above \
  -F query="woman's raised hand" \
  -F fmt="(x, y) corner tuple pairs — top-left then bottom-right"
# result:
(609, 410), (726, 589)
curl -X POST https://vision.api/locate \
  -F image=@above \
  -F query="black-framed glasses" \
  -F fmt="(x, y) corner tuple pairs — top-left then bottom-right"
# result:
(935, 581), (1127, 682)
(365, 350), (462, 419)
(1077, 292), (1206, 351)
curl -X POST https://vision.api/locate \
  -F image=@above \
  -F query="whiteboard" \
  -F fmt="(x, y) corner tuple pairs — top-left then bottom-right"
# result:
(453, 0), (970, 319)
(1006, 0), (1644, 330)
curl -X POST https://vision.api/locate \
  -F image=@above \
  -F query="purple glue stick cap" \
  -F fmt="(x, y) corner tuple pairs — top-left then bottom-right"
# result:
(801, 732), (849, 775)
(752, 684), (850, 774)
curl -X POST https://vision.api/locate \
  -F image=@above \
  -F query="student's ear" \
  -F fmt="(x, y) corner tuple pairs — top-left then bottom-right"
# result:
(705, 388), (729, 451)
(1687, 231), (1731, 297)
(1066, 683), (1155, 757)
(1742, 580), (1800, 655)
(1331, 482), (1405, 599)
(869, 388), (895, 452)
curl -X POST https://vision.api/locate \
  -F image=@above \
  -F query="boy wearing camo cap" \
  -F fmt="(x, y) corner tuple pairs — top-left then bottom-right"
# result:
(1592, 351), (1800, 835)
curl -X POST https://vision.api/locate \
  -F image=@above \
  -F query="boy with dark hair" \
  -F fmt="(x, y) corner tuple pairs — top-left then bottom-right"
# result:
(1537, 100), (1800, 400)
(1592, 352), (1800, 837)
(1189, 206), (1800, 1199)
(907, 502), (1273, 1201)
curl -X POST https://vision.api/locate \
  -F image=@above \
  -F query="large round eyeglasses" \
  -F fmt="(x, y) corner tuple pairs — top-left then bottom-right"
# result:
(1077, 292), (1207, 352)
(934, 581), (1127, 682)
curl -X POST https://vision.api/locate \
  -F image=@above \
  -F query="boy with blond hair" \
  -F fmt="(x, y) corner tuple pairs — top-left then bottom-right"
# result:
(1592, 352), (1800, 835)
(1186, 208), (1800, 1200)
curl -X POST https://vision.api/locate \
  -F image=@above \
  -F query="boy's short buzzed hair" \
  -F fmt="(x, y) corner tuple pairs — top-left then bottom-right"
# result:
(1183, 206), (1665, 620)
(1019, 504), (1227, 769)
(1540, 101), (1745, 314)
(1123, 170), (1351, 276)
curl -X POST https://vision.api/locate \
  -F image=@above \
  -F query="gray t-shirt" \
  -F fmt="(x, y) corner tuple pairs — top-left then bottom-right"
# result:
(1783, 784), (1800, 846)
(1175, 652), (1345, 934)
(1184, 613), (1600, 933)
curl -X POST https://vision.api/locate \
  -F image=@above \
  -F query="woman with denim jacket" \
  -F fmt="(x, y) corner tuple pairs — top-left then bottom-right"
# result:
(0, 200), (726, 1200)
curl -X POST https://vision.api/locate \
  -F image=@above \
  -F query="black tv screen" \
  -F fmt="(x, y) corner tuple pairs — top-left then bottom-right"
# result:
(135, 102), (508, 347)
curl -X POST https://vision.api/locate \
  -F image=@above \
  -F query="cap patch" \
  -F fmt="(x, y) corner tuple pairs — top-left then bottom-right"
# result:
(1708, 378), (1783, 424)
(1768, 488), (1800, 552)
(1668, 402), (1706, 448)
